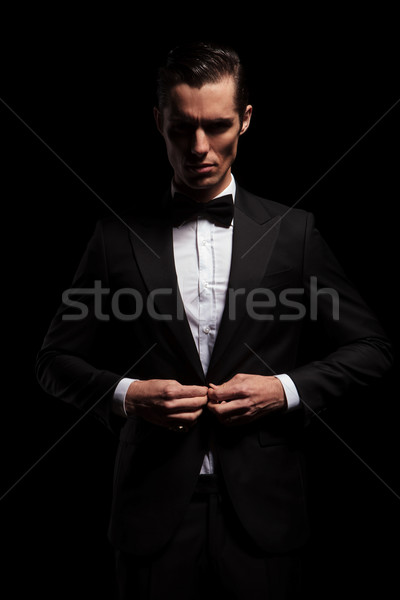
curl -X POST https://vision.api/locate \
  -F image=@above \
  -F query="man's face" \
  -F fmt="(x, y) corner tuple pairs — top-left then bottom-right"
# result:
(154, 76), (252, 201)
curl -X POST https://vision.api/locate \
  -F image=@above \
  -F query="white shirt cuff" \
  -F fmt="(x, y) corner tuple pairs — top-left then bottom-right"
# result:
(274, 374), (301, 410)
(113, 378), (137, 417)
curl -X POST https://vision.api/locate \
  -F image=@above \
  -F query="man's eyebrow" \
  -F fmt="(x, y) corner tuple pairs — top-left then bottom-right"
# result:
(169, 115), (235, 125)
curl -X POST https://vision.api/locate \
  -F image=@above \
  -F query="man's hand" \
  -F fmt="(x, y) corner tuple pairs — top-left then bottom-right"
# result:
(125, 379), (208, 431)
(207, 374), (287, 427)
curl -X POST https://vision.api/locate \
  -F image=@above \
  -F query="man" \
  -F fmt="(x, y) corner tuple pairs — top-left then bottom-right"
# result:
(36, 42), (393, 599)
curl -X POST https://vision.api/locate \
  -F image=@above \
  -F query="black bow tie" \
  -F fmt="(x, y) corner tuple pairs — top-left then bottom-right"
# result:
(171, 193), (234, 228)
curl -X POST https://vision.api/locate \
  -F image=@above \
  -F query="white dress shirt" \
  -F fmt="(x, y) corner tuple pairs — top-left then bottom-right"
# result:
(113, 175), (300, 473)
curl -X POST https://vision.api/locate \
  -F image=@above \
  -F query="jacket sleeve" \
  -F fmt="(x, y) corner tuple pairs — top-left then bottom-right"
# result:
(288, 213), (393, 415)
(36, 220), (124, 433)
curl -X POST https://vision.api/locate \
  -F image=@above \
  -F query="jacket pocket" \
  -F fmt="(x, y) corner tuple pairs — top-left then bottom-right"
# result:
(261, 267), (297, 291)
(258, 429), (292, 447)
(258, 412), (303, 447)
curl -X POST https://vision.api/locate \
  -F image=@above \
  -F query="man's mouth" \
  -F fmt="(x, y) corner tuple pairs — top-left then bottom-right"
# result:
(186, 163), (215, 174)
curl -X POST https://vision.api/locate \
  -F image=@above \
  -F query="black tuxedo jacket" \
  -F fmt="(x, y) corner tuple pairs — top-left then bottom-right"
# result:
(36, 185), (393, 556)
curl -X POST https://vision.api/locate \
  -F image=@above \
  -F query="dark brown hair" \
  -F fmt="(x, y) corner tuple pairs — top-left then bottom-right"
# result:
(156, 41), (249, 122)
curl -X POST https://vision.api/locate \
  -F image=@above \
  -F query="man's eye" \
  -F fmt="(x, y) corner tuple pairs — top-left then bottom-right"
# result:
(169, 123), (192, 134)
(207, 122), (231, 133)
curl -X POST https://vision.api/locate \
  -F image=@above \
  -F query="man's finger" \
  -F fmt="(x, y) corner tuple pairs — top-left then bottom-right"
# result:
(163, 395), (208, 412)
(166, 409), (204, 424)
(208, 384), (246, 403)
(173, 385), (209, 398)
(207, 398), (248, 416)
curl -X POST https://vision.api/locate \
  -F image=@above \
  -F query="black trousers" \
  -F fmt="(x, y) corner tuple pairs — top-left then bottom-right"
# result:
(115, 476), (302, 600)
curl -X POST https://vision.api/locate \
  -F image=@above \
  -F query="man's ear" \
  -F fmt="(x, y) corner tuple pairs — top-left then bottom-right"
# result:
(154, 107), (164, 136)
(239, 105), (253, 135)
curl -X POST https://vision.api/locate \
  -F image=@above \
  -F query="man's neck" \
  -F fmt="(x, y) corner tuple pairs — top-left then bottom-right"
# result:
(173, 172), (233, 203)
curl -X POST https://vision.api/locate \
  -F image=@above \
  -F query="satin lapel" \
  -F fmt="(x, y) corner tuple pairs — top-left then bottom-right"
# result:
(127, 216), (205, 383)
(207, 190), (281, 378)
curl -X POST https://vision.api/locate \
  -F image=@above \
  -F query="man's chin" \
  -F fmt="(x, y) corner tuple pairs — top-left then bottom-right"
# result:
(188, 172), (217, 185)
(175, 177), (215, 193)
(180, 170), (226, 191)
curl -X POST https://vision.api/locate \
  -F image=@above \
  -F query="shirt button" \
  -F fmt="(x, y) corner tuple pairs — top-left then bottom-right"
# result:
(203, 281), (209, 288)
(202, 239), (207, 246)
(203, 326), (210, 334)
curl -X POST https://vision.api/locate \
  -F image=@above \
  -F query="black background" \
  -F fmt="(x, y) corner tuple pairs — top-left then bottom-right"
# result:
(1, 8), (399, 599)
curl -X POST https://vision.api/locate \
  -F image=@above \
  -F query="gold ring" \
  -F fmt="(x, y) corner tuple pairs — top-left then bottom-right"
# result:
(170, 424), (186, 432)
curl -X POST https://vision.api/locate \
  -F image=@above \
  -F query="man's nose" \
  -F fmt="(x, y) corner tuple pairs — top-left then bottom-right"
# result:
(191, 128), (209, 156)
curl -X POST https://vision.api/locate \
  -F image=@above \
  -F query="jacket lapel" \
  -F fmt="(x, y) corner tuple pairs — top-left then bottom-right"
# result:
(127, 209), (205, 383)
(126, 186), (281, 383)
(207, 187), (281, 379)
